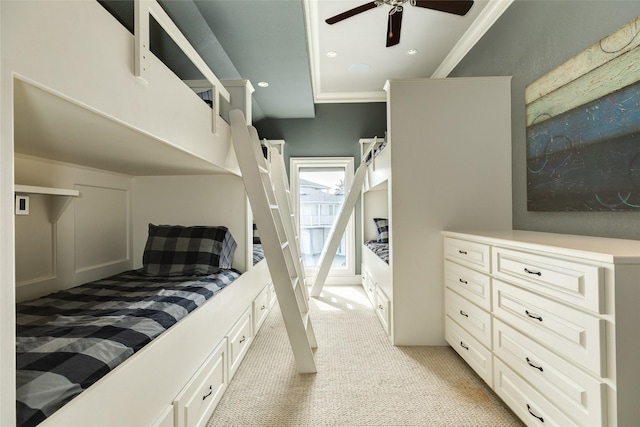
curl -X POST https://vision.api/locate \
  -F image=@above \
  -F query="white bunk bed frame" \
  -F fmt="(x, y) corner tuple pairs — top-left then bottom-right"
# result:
(1, 1), (273, 426)
(358, 139), (393, 329)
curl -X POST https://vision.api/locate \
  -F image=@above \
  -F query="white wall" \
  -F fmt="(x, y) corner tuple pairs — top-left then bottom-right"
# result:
(132, 175), (249, 272)
(14, 155), (133, 302)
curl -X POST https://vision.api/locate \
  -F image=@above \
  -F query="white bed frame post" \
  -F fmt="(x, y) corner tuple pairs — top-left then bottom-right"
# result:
(134, 0), (230, 135)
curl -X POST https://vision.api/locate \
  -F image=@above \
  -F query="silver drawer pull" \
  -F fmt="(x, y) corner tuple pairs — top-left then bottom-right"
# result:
(525, 310), (543, 322)
(459, 278), (468, 284)
(458, 250), (468, 255)
(526, 357), (544, 372)
(460, 341), (469, 350)
(527, 404), (544, 423)
(239, 335), (246, 344)
(459, 310), (469, 318)
(202, 385), (213, 401)
(524, 267), (542, 276)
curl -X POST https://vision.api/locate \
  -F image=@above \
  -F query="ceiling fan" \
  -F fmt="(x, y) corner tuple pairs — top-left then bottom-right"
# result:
(325, 0), (474, 47)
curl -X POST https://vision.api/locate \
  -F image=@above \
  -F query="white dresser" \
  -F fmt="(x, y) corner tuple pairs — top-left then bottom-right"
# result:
(443, 230), (640, 427)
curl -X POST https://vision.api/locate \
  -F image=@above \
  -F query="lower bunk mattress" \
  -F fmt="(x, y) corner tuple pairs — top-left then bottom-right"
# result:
(15, 268), (241, 427)
(364, 240), (389, 264)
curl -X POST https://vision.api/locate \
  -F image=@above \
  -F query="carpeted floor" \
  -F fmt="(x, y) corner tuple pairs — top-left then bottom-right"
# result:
(207, 286), (523, 427)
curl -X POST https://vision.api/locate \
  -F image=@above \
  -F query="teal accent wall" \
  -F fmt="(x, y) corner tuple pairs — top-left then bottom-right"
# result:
(450, 0), (640, 239)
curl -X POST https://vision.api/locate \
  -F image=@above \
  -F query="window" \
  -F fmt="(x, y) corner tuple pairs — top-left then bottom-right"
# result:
(290, 158), (355, 279)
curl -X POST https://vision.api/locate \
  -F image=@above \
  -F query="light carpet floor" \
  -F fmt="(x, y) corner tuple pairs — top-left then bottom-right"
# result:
(207, 286), (523, 427)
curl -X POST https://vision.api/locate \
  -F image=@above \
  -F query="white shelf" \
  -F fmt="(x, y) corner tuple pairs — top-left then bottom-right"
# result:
(14, 184), (79, 222)
(15, 184), (79, 197)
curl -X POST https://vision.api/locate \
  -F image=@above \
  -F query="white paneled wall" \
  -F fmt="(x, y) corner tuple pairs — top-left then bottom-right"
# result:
(14, 155), (133, 302)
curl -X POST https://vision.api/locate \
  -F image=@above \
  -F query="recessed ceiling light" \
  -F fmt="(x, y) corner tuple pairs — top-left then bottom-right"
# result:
(326, 51), (338, 58)
(349, 63), (371, 74)
(257, 81), (269, 88)
(407, 49), (418, 56)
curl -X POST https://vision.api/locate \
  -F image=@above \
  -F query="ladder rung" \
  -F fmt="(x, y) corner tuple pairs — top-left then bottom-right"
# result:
(270, 205), (279, 210)
(281, 241), (290, 250)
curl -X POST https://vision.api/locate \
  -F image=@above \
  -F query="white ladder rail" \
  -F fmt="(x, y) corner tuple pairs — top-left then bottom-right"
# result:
(310, 139), (384, 298)
(230, 110), (317, 373)
(265, 140), (310, 302)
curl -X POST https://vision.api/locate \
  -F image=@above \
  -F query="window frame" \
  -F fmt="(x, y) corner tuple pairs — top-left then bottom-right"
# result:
(290, 157), (355, 279)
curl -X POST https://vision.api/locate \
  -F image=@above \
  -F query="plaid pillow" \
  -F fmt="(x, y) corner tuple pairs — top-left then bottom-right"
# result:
(142, 224), (237, 276)
(373, 218), (389, 243)
(253, 222), (261, 244)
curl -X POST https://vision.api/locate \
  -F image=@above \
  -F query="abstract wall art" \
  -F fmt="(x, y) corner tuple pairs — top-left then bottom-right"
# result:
(526, 16), (640, 211)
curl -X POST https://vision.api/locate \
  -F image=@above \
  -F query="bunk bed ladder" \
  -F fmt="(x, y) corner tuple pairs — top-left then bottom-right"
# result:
(230, 110), (317, 374)
(265, 140), (310, 301)
(310, 138), (383, 298)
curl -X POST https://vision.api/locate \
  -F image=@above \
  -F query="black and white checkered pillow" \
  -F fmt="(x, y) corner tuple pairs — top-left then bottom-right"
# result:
(253, 222), (261, 244)
(142, 224), (237, 276)
(373, 218), (389, 243)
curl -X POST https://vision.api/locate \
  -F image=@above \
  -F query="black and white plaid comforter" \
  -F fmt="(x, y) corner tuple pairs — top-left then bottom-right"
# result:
(16, 268), (240, 427)
(364, 240), (389, 264)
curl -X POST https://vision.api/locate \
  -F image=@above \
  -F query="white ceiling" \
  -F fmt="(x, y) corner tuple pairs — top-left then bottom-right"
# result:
(305, 0), (513, 103)
(96, 0), (514, 119)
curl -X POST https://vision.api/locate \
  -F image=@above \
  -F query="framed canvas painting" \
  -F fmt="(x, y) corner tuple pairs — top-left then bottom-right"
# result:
(526, 17), (640, 211)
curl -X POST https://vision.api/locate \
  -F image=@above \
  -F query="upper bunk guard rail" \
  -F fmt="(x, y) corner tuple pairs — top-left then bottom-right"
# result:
(310, 137), (384, 297)
(134, 0), (231, 135)
(230, 109), (317, 374)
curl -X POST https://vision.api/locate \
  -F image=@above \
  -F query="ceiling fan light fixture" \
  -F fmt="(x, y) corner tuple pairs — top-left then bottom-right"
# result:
(326, 51), (338, 58)
(257, 81), (269, 88)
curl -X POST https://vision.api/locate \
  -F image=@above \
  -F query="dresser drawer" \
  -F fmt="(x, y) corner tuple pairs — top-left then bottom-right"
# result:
(494, 358), (577, 427)
(228, 308), (252, 380)
(445, 288), (492, 348)
(494, 319), (605, 425)
(444, 237), (490, 273)
(253, 286), (270, 334)
(445, 316), (492, 386)
(493, 280), (605, 376)
(174, 339), (227, 427)
(374, 287), (391, 335)
(492, 246), (603, 313)
(444, 260), (491, 311)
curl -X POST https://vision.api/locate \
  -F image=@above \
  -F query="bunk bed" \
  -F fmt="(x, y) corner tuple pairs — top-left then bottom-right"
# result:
(360, 138), (391, 311)
(2, 1), (273, 426)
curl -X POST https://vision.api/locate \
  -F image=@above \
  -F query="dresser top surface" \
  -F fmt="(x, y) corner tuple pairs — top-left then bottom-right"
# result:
(443, 230), (640, 264)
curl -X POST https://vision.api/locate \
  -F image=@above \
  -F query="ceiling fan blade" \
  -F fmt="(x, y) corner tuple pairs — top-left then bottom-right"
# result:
(386, 7), (403, 47)
(325, 1), (378, 25)
(412, 0), (474, 16)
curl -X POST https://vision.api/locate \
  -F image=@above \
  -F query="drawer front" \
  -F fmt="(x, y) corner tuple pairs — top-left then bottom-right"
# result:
(253, 286), (270, 334)
(444, 260), (491, 311)
(445, 316), (492, 386)
(493, 280), (604, 376)
(228, 309), (253, 379)
(174, 339), (228, 427)
(494, 358), (577, 427)
(494, 319), (605, 426)
(444, 237), (490, 273)
(361, 266), (375, 304)
(445, 288), (492, 348)
(374, 287), (391, 335)
(268, 283), (276, 308)
(492, 247), (603, 313)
